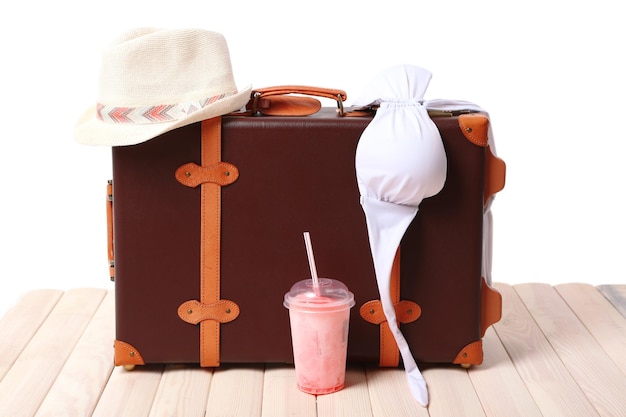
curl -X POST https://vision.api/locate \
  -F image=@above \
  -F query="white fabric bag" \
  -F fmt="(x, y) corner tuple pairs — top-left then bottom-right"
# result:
(353, 65), (497, 406)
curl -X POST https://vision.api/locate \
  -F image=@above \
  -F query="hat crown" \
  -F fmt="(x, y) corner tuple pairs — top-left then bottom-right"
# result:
(98, 28), (238, 106)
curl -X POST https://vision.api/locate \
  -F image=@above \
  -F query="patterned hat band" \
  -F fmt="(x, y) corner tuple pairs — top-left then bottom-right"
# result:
(96, 91), (236, 124)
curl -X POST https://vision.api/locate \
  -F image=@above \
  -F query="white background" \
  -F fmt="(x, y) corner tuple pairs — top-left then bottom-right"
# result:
(1, 0), (624, 315)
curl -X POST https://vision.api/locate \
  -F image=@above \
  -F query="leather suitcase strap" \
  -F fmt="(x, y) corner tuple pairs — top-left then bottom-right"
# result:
(381, 248), (402, 366)
(174, 117), (240, 367)
(200, 117), (224, 367)
(360, 247), (422, 367)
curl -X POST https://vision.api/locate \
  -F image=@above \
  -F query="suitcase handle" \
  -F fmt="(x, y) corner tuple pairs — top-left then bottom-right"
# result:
(247, 85), (347, 116)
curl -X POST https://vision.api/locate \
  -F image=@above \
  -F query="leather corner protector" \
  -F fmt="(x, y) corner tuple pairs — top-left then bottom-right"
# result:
(114, 339), (145, 367)
(360, 299), (422, 324)
(453, 340), (483, 366)
(459, 113), (489, 147)
(178, 299), (240, 325)
(484, 146), (506, 205)
(481, 277), (503, 337)
(175, 162), (239, 188)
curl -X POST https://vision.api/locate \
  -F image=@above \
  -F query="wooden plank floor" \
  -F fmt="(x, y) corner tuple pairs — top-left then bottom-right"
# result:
(1, 283), (625, 417)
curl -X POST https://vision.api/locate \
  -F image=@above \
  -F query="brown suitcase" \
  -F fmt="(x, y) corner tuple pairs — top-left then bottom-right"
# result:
(107, 93), (505, 369)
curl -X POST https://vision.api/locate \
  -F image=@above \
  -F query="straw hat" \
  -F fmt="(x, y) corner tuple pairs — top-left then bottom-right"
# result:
(74, 28), (252, 146)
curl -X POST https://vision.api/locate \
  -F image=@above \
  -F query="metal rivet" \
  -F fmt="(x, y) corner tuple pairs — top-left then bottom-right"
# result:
(369, 309), (376, 315)
(465, 127), (472, 133)
(462, 352), (468, 358)
(225, 308), (231, 314)
(129, 351), (135, 357)
(224, 171), (230, 177)
(407, 309), (413, 315)
(187, 309), (193, 314)
(185, 171), (191, 177)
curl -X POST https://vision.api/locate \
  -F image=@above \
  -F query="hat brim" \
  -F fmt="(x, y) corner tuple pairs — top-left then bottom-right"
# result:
(74, 85), (252, 146)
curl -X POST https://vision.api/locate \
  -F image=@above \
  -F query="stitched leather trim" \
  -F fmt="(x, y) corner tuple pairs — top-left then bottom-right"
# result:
(257, 96), (322, 116)
(459, 113), (489, 147)
(378, 247), (400, 367)
(178, 299), (240, 325)
(251, 85), (347, 102)
(360, 300), (388, 325)
(378, 247), (402, 366)
(175, 161), (239, 188)
(360, 300), (422, 325)
(378, 321), (398, 367)
(114, 339), (145, 366)
(106, 180), (115, 281)
(246, 86), (346, 116)
(200, 117), (222, 367)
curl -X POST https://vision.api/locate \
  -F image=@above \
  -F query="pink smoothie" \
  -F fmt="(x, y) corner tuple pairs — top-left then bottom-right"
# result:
(284, 279), (355, 395)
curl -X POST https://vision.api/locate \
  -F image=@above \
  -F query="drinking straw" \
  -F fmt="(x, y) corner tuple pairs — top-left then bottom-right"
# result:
(303, 232), (320, 289)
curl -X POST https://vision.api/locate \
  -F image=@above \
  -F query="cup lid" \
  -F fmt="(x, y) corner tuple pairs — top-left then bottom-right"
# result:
(284, 278), (355, 311)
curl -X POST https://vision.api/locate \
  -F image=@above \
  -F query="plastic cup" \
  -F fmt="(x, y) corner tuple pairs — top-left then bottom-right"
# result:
(284, 278), (355, 395)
